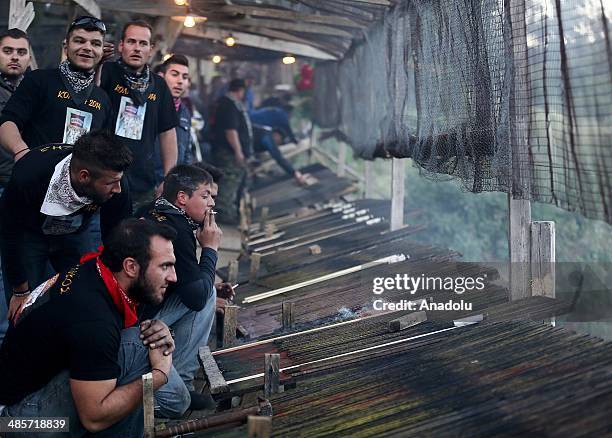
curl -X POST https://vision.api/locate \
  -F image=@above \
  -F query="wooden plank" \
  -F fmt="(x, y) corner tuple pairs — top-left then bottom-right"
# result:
(260, 207), (269, 232)
(264, 353), (280, 398)
(181, 27), (338, 60)
(390, 158), (405, 231)
(219, 4), (363, 28)
(337, 142), (346, 177)
(142, 373), (154, 438)
(9, 0), (35, 31)
(198, 346), (229, 395)
(247, 415), (272, 438)
(219, 18), (353, 38)
(531, 221), (555, 298)
(364, 161), (374, 198)
(223, 305), (239, 348)
(509, 197), (531, 300)
(309, 244), (322, 255)
(73, 0), (101, 18)
(282, 301), (295, 329)
(388, 311), (427, 332)
(249, 253), (262, 280)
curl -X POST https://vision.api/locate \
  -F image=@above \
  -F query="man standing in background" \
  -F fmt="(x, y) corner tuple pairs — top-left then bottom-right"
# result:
(0, 28), (30, 341)
(99, 20), (178, 209)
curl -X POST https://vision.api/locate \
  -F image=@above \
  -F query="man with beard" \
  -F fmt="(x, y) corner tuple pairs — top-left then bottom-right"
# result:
(0, 28), (31, 340)
(0, 130), (132, 340)
(99, 20), (178, 208)
(0, 16), (112, 158)
(138, 164), (229, 409)
(0, 219), (191, 436)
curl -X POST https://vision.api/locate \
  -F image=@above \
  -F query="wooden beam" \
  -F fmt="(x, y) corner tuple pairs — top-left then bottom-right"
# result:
(142, 373), (154, 438)
(152, 17), (184, 60)
(249, 253), (262, 281)
(228, 260), (239, 284)
(72, 0), (101, 18)
(9, 0), (35, 31)
(181, 26), (337, 60)
(337, 142), (346, 177)
(281, 301), (295, 330)
(509, 198), (531, 300)
(264, 353), (280, 398)
(225, 18), (353, 38)
(364, 161), (374, 198)
(390, 158), (405, 231)
(247, 416), (272, 438)
(198, 346), (230, 395)
(219, 4), (363, 28)
(531, 221), (555, 299)
(299, 0), (375, 22)
(222, 305), (239, 348)
(336, 0), (391, 5)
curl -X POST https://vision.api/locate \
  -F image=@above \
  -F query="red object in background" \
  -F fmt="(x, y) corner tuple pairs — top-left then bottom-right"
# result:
(297, 64), (314, 91)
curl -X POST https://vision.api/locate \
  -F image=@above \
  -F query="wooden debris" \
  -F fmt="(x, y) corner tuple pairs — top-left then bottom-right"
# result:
(264, 353), (280, 398)
(223, 305), (239, 348)
(142, 373), (154, 438)
(198, 346), (229, 395)
(309, 244), (322, 255)
(388, 311), (427, 332)
(282, 302), (295, 330)
(248, 415), (272, 438)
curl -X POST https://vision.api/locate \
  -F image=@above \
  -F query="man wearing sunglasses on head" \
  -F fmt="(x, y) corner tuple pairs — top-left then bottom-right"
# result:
(0, 16), (113, 160)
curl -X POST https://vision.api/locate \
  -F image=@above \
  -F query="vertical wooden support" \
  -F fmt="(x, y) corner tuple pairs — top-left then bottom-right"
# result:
(247, 416), (272, 438)
(531, 221), (555, 298)
(228, 260), (239, 284)
(281, 301), (295, 330)
(508, 0), (533, 301)
(364, 161), (374, 198)
(142, 373), (155, 438)
(264, 353), (280, 398)
(260, 207), (269, 232)
(249, 253), (262, 281)
(509, 198), (532, 300)
(390, 158), (405, 231)
(337, 142), (346, 177)
(222, 305), (239, 348)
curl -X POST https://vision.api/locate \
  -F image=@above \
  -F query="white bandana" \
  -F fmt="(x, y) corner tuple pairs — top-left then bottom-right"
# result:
(40, 154), (93, 216)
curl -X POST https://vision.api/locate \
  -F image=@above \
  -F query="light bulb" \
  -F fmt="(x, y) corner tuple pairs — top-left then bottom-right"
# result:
(174, 0), (187, 5)
(282, 55), (296, 65)
(212, 55), (222, 64)
(184, 14), (196, 28)
(225, 36), (236, 47)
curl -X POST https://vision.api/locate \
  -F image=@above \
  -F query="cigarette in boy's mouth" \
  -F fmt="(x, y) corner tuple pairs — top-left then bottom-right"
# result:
(210, 210), (218, 215)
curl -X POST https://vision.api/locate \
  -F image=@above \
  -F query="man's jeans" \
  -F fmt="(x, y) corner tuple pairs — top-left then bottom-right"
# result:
(1, 327), (190, 437)
(153, 289), (217, 391)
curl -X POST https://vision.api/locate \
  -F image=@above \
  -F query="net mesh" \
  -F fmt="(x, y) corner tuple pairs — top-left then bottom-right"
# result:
(313, 0), (612, 223)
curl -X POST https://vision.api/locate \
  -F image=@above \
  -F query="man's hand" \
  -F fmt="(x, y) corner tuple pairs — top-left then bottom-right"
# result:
(140, 319), (174, 356)
(148, 344), (172, 379)
(101, 42), (114, 63)
(215, 282), (235, 301)
(7, 294), (29, 322)
(294, 170), (309, 185)
(196, 210), (222, 251)
(216, 297), (228, 315)
(155, 182), (164, 199)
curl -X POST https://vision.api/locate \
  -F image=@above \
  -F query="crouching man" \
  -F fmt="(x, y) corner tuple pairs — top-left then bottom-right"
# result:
(138, 164), (229, 409)
(0, 219), (191, 436)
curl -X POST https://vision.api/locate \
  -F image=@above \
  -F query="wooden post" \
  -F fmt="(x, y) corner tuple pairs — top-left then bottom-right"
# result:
(531, 221), (555, 299)
(249, 253), (262, 281)
(228, 260), (239, 284)
(337, 142), (346, 177)
(364, 161), (374, 198)
(390, 158), (405, 231)
(260, 207), (269, 232)
(281, 301), (295, 330)
(508, 0), (533, 301)
(509, 198), (531, 300)
(247, 416), (272, 438)
(222, 305), (239, 348)
(142, 373), (155, 438)
(264, 353), (280, 398)
(198, 346), (229, 395)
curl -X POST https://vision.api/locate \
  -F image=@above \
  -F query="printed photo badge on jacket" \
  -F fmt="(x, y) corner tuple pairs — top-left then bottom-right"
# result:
(63, 107), (93, 144)
(115, 96), (146, 140)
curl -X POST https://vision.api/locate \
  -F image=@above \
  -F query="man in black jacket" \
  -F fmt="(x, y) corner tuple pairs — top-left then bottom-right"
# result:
(0, 130), (132, 339)
(139, 164), (225, 409)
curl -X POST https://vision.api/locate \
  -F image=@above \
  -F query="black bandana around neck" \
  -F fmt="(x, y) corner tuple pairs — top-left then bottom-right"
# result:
(0, 73), (21, 92)
(59, 59), (95, 106)
(117, 58), (151, 106)
(155, 197), (200, 230)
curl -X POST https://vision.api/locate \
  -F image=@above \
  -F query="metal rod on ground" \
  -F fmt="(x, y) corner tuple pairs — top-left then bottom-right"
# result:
(531, 221), (556, 325)
(155, 400), (272, 438)
(248, 416), (272, 438)
(223, 305), (239, 348)
(142, 373), (154, 438)
(242, 254), (406, 303)
(282, 302), (295, 330)
(250, 253), (262, 281)
(228, 260), (239, 284)
(264, 353), (280, 398)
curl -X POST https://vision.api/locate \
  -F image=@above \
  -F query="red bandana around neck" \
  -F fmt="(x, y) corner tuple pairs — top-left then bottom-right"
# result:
(82, 249), (138, 328)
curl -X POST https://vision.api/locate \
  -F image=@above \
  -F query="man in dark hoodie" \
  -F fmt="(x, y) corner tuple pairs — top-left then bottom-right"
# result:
(138, 164), (225, 409)
(0, 28), (30, 340)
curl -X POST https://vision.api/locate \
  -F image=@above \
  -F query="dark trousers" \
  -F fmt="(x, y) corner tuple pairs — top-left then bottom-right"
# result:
(212, 148), (248, 225)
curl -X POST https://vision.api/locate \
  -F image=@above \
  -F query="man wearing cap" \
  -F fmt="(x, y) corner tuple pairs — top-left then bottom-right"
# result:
(0, 16), (112, 158)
